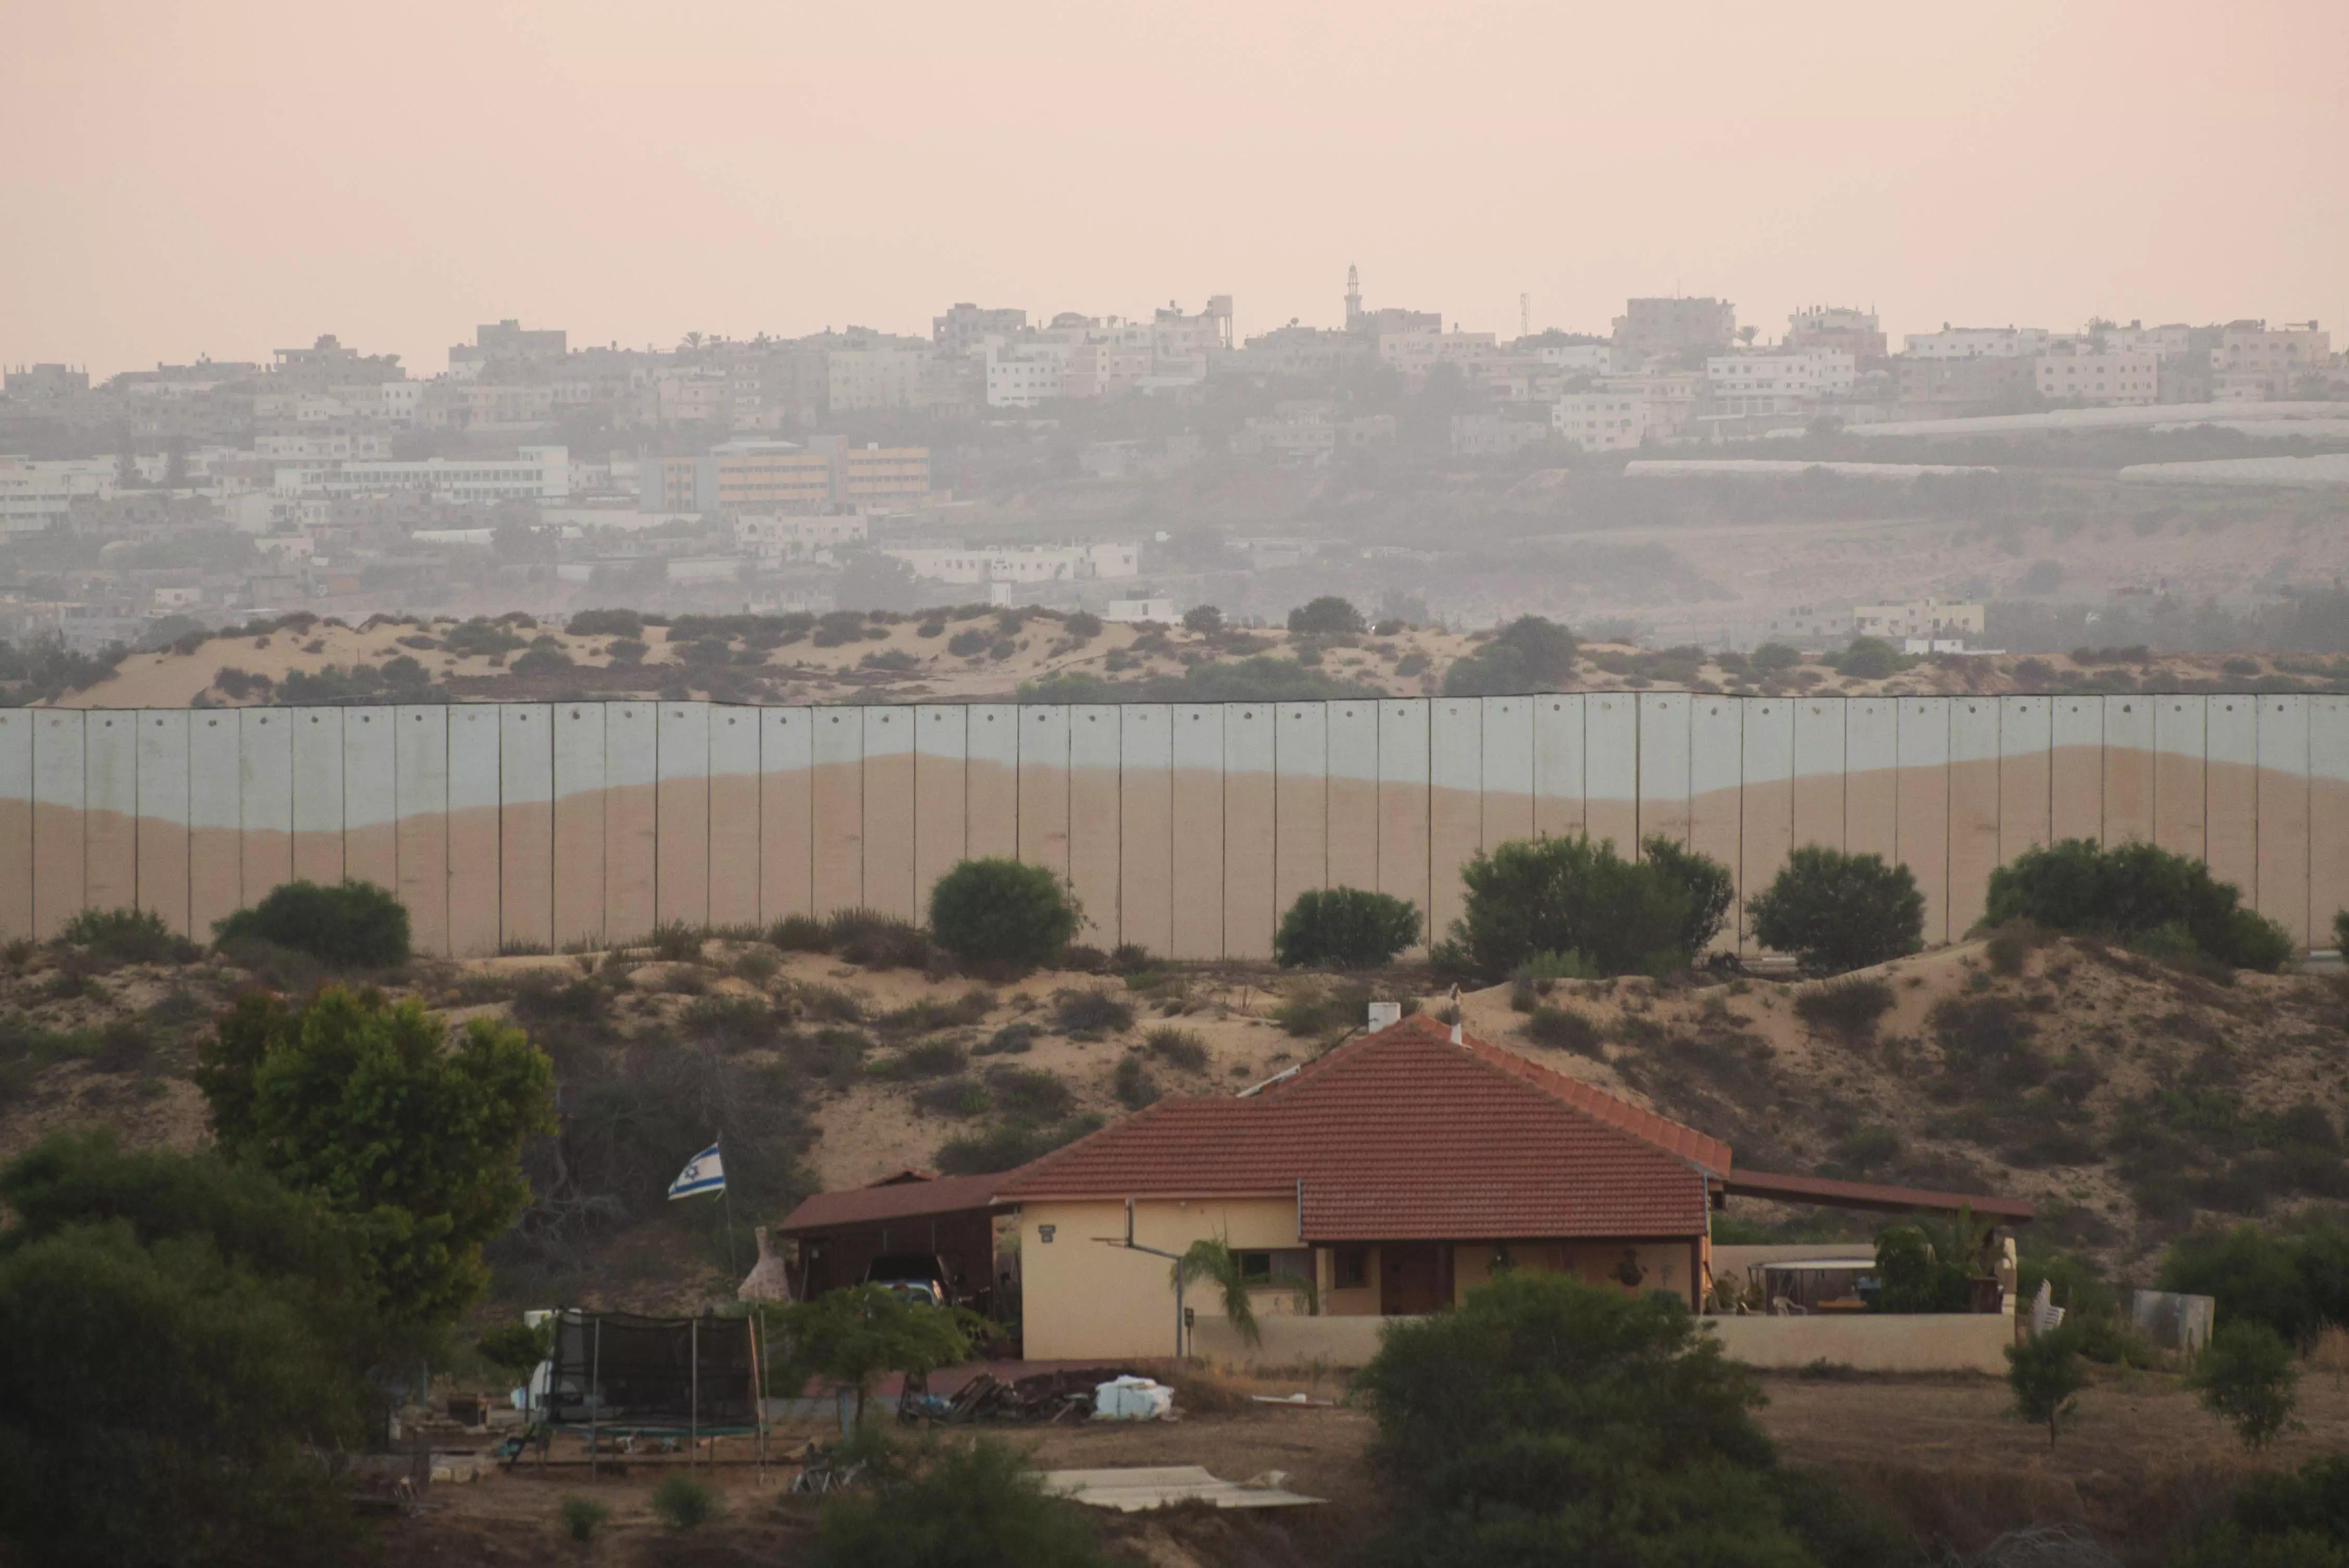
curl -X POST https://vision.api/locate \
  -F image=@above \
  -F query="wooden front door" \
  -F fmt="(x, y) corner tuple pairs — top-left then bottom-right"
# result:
(1381, 1244), (1444, 1315)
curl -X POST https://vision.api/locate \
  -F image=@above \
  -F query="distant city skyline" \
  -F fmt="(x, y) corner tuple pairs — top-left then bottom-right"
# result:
(4, 0), (2344, 379)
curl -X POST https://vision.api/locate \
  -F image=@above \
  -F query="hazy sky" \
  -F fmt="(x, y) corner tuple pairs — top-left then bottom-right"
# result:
(4, 0), (2344, 379)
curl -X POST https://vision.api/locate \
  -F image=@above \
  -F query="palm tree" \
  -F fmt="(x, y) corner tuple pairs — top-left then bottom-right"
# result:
(1173, 1237), (1260, 1346)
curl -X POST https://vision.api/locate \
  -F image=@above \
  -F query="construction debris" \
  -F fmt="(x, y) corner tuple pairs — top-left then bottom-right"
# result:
(1044, 1465), (1323, 1511)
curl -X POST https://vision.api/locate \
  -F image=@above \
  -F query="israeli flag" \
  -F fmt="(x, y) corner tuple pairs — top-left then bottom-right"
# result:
(667, 1143), (726, 1200)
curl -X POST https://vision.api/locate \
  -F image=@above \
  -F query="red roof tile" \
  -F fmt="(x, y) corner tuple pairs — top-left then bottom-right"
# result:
(995, 1016), (1725, 1241)
(777, 1172), (1008, 1234)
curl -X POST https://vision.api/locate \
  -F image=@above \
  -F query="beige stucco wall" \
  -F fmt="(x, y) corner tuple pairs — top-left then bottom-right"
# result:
(1704, 1311), (2015, 1374)
(1188, 1313), (1394, 1367)
(1019, 1197), (1307, 1362)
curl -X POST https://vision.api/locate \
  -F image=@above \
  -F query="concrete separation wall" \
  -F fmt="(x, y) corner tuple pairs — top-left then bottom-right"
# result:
(1704, 1312), (2015, 1374)
(7, 692), (2347, 958)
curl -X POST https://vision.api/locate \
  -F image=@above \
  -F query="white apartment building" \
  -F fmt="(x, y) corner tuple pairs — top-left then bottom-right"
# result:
(1551, 393), (1648, 451)
(1705, 350), (1856, 413)
(1538, 343), (1613, 375)
(1902, 327), (2053, 359)
(1377, 330), (1501, 375)
(0, 455), (117, 532)
(881, 542), (1140, 585)
(1104, 596), (1177, 623)
(734, 512), (868, 560)
(2036, 348), (2159, 405)
(828, 348), (932, 411)
(1853, 598), (1985, 639)
(2211, 320), (2331, 400)
(985, 345), (1068, 408)
(273, 445), (569, 503)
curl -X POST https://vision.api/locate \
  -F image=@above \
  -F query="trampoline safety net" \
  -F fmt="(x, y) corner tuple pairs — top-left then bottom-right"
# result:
(544, 1310), (759, 1431)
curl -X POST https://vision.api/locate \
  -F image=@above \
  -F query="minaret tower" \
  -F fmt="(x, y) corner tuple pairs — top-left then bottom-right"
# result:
(1345, 264), (1363, 332)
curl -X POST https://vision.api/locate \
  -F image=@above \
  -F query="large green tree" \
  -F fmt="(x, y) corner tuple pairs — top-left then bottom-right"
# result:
(197, 986), (555, 1328)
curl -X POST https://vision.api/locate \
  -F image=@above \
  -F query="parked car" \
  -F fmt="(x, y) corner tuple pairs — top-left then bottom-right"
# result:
(863, 1252), (963, 1308)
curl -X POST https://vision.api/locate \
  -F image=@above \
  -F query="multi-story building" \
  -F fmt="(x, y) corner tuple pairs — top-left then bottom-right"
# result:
(640, 439), (929, 514)
(2035, 346), (2160, 405)
(273, 445), (569, 504)
(734, 512), (869, 560)
(1450, 414), (1551, 457)
(1705, 350), (1856, 414)
(985, 344), (1068, 408)
(1901, 325), (2052, 359)
(1551, 393), (1648, 451)
(1895, 355), (2037, 415)
(1536, 342), (1613, 376)
(1377, 329), (1501, 378)
(3, 364), (90, 398)
(1785, 307), (1888, 366)
(828, 347), (932, 411)
(0, 455), (116, 532)
(2210, 320), (2331, 400)
(881, 541), (1140, 585)
(934, 303), (1029, 359)
(448, 319), (567, 375)
(1611, 297), (1736, 361)
(828, 440), (932, 509)
(1853, 598), (1985, 640)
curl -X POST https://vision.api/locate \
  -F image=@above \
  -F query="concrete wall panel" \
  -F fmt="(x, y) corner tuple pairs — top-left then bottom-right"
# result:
(708, 707), (764, 928)
(2257, 694), (2311, 945)
(1585, 695), (1638, 854)
(1428, 698), (1481, 944)
(392, 707), (448, 956)
(446, 705), (501, 957)
(1688, 698), (1743, 948)
(1171, 704), (1225, 959)
(911, 706), (966, 922)
(342, 708), (396, 895)
(1636, 694), (1691, 851)
(1844, 699), (1897, 865)
(0, 713), (29, 940)
(31, 711), (84, 938)
(603, 704), (658, 945)
(135, 711), (190, 935)
(1481, 697), (1534, 850)
(759, 708), (814, 924)
(2153, 696), (2207, 863)
(83, 711), (137, 915)
(1533, 694), (1586, 841)
(2311, 696), (2349, 949)
(1069, 705), (1122, 946)
(2102, 697), (2154, 847)
(2207, 696), (2258, 902)
(1792, 700), (1845, 853)
(1377, 700), (1431, 943)
(1997, 696), (2053, 865)
(965, 706), (1019, 862)
(2051, 697), (2102, 844)
(190, 713), (242, 943)
(1735, 700), (1791, 951)
(811, 707), (863, 917)
(289, 708), (343, 888)
(1017, 705), (1070, 886)
(498, 705), (554, 951)
(1946, 698), (2001, 938)
(1897, 700), (1952, 945)
(1223, 704), (1278, 960)
(859, 707), (915, 922)
(1119, 705), (1173, 957)
(655, 703), (710, 929)
(1327, 700), (1379, 892)
(238, 709), (294, 911)
(1275, 704), (1327, 919)
(553, 703), (606, 949)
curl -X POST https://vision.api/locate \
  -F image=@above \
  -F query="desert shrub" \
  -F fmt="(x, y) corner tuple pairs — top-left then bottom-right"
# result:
(811, 1433), (1108, 1568)
(1440, 834), (1730, 982)
(646, 921), (707, 963)
(1441, 615), (1578, 697)
(733, 947), (781, 984)
(1752, 642), (1802, 672)
(213, 880), (410, 970)
(927, 859), (1080, 972)
(1931, 996), (2046, 1092)
(1793, 976), (1896, 1041)
(1829, 1125), (1902, 1175)
(828, 909), (931, 970)
(681, 995), (783, 1052)
(1063, 611), (1102, 639)
(885, 1039), (969, 1079)
(1273, 886), (1421, 969)
(934, 1118), (1102, 1176)
(2167, 1453), (2349, 1568)
(1984, 838), (2292, 971)
(1873, 1226), (1974, 1314)
(878, 990), (994, 1037)
(1182, 604), (1222, 634)
(771, 913), (831, 951)
(1286, 596), (1365, 635)
(1141, 1027), (1207, 1071)
(983, 1065), (1073, 1123)
(788, 1027), (873, 1086)
(1523, 1005), (1602, 1056)
(947, 628), (990, 657)
(1356, 1271), (1838, 1567)
(1746, 848), (1925, 975)
(567, 608), (642, 638)
(2005, 1323), (2088, 1446)
(651, 1474), (722, 1531)
(795, 983), (866, 1024)
(214, 935), (327, 996)
(914, 1077), (990, 1118)
(1054, 989), (1132, 1037)
(57, 907), (187, 967)
(975, 1022), (1038, 1056)
(1112, 1053), (1158, 1110)
(1270, 980), (1371, 1038)
(1835, 635), (1907, 680)
(2158, 1222), (2349, 1346)
(560, 1495), (610, 1544)
(2195, 1321), (2299, 1451)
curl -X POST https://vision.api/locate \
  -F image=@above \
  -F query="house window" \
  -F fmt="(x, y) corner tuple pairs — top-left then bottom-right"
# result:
(1237, 1249), (1312, 1286)
(1335, 1248), (1371, 1289)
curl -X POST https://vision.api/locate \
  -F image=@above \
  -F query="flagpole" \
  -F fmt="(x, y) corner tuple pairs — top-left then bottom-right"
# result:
(720, 1134), (738, 1285)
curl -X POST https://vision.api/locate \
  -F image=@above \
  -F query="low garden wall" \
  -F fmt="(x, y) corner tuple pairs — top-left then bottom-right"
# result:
(1703, 1311), (2016, 1374)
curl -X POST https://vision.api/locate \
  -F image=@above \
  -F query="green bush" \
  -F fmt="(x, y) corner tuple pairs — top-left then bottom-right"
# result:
(1439, 834), (1731, 982)
(1272, 886), (1421, 968)
(1112, 1053), (1158, 1110)
(827, 909), (932, 970)
(2158, 1223), (2349, 1347)
(928, 859), (1081, 971)
(1053, 989), (1132, 1037)
(1983, 838), (2293, 971)
(2005, 1324), (2088, 1446)
(1441, 616), (1578, 696)
(2167, 1453), (2349, 1568)
(1752, 642), (1802, 672)
(1793, 976), (1897, 1040)
(650, 1474), (722, 1531)
(1522, 1005), (1601, 1056)
(476, 1319), (551, 1374)
(1286, 596), (1365, 635)
(2194, 1321), (2299, 1451)
(934, 1119), (1100, 1176)
(559, 1495), (610, 1543)
(57, 906), (186, 967)
(1746, 848), (1925, 975)
(771, 913), (831, 951)
(2336, 908), (2349, 957)
(213, 880), (410, 970)
(1835, 636), (1908, 680)
(1872, 1226), (1972, 1314)
(811, 1434), (1108, 1568)
(1141, 1027), (1207, 1070)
